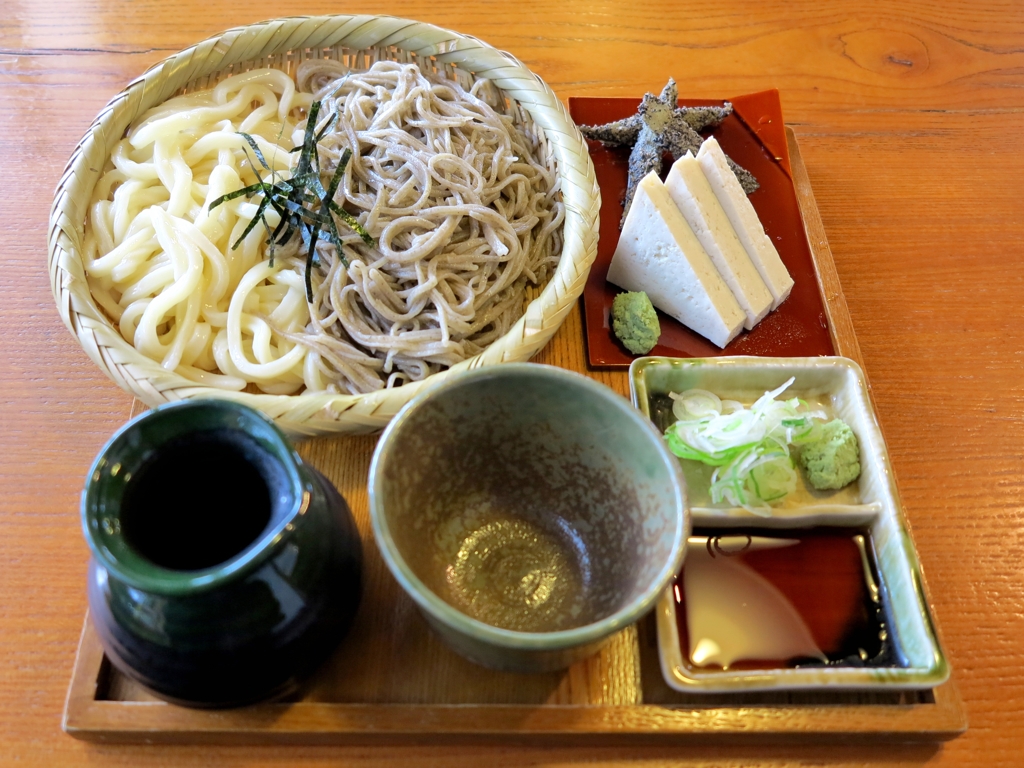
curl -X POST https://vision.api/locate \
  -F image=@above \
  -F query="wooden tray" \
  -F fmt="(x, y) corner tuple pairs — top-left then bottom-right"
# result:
(63, 130), (966, 745)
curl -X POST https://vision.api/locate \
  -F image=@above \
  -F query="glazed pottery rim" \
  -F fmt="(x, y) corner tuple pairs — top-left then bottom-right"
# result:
(368, 362), (690, 651)
(82, 398), (309, 595)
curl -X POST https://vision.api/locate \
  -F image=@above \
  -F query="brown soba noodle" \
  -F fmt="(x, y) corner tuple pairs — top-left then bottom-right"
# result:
(83, 60), (564, 395)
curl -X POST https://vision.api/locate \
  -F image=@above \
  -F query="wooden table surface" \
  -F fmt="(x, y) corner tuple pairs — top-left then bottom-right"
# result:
(3, 0), (1022, 765)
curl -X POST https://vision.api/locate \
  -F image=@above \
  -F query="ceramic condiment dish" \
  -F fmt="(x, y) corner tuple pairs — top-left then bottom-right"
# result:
(630, 356), (949, 692)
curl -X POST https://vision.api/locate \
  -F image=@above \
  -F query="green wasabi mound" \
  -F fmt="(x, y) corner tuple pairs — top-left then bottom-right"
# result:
(611, 291), (661, 354)
(798, 419), (861, 490)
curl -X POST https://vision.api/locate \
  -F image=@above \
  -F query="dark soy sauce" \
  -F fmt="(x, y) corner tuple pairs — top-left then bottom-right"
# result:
(674, 528), (900, 671)
(121, 429), (275, 571)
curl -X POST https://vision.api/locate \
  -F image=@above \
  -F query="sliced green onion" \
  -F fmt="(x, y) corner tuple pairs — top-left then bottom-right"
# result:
(670, 389), (722, 420)
(663, 377), (827, 513)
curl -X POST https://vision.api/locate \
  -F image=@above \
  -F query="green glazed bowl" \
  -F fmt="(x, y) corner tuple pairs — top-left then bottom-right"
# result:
(368, 363), (689, 673)
(82, 399), (362, 707)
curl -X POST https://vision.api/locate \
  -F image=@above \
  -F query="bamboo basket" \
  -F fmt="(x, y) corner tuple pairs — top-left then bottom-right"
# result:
(48, 15), (600, 435)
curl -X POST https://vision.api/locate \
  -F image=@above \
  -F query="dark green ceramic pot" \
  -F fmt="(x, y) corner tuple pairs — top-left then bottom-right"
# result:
(82, 399), (361, 708)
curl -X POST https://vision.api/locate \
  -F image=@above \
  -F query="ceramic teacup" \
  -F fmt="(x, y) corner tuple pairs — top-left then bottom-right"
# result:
(368, 363), (689, 673)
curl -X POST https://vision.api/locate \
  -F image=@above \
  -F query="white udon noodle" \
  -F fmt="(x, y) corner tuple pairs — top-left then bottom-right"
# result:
(83, 62), (564, 395)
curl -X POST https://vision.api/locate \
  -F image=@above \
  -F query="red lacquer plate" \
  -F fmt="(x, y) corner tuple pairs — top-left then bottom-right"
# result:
(568, 90), (834, 367)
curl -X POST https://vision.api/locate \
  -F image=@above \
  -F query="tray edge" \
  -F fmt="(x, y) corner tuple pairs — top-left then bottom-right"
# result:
(64, 614), (966, 744)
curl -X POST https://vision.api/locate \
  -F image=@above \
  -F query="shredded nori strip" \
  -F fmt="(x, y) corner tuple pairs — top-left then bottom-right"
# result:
(208, 100), (375, 301)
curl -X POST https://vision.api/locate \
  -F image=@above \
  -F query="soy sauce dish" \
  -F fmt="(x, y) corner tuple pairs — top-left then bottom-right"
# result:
(368, 363), (689, 673)
(631, 356), (949, 692)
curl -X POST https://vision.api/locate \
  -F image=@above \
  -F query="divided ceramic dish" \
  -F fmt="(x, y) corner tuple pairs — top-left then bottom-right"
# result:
(630, 356), (949, 693)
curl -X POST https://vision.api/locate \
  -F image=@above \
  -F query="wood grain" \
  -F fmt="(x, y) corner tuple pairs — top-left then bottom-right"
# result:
(3, 0), (1023, 765)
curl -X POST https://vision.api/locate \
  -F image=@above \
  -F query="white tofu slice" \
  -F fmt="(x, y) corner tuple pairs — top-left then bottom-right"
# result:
(666, 152), (773, 330)
(607, 172), (745, 349)
(696, 137), (794, 309)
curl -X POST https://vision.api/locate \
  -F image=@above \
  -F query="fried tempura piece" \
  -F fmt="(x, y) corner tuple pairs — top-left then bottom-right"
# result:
(579, 79), (757, 226)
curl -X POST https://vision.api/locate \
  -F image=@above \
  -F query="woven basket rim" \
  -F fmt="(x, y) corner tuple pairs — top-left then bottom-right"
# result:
(48, 14), (600, 435)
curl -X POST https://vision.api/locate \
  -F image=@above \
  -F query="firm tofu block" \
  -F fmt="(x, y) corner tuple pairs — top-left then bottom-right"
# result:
(666, 152), (773, 330)
(607, 172), (745, 349)
(697, 137), (794, 309)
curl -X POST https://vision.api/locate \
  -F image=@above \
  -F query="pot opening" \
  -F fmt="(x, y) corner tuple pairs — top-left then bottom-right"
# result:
(120, 429), (282, 571)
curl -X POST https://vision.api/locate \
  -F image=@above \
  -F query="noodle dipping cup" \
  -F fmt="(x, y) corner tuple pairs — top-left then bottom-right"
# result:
(368, 364), (689, 672)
